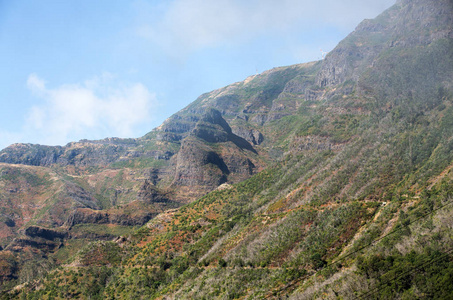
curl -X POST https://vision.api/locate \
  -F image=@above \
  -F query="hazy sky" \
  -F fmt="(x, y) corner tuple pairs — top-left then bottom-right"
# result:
(0, 0), (395, 150)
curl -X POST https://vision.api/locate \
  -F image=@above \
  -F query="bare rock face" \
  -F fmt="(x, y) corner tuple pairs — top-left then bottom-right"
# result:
(305, 89), (325, 101)
(173, 138), (228, 188)
(156, 115), (199, 142)
(64, 183), (101, 210)
(137, 180), (170, 203)
(232, 127), (264, 145)
(25, 226), (67, 240)
(8, 238), (60, 252)
(0, 142), (128, 167)
(316, 0), (453, 88)
(65, 208), (156, 227)
(222, 155), (255, 176)
(281, 75), (314, 95)
(172, 108), (258, 193)
(0, 144), (63, 166)
(192, 109), (231, 143)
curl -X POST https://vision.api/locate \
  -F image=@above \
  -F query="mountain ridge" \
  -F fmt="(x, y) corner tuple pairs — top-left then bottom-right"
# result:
(1, 0), (453, 298)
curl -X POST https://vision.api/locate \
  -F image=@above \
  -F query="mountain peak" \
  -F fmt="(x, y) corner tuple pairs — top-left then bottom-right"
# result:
(1, 0), (453, 297)
(316, 0), (453, 88)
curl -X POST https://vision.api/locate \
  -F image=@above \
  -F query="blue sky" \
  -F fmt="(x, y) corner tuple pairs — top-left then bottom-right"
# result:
(0, 0), (395, 150)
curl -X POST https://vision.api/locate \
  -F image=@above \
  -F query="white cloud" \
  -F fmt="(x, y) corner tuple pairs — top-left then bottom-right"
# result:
(27, 73), (46, 95)
(137, 0), (396, 57)
(23, 73), (156, 146)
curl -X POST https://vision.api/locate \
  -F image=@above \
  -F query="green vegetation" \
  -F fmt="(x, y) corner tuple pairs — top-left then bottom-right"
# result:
(1, 1), (453, 299)
(70, 224), (138, 238)
(0, 167), (50, 187)
(110, 157), (169, 169)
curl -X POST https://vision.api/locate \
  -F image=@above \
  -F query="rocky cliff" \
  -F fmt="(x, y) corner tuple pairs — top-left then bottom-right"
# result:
(1, 0), (453, 297)
(316, 0), (453, 89)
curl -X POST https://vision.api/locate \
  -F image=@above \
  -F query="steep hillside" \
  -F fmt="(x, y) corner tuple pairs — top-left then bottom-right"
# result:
(0, 59), (320, 287)
(1, 0), (453, 298)
(0, 63), (317, 288)
(0, 62), (321, 203)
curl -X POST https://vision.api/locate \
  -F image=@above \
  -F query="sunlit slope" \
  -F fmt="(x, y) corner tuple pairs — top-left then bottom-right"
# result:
(1, 0), (453, 298)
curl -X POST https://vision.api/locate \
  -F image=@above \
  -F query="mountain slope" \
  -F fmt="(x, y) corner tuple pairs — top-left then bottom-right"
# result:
(0, 63), (320, 202)
(1, 0), (453, 298)
(0, 62), (319, 278)
(0, 57), (320, 296)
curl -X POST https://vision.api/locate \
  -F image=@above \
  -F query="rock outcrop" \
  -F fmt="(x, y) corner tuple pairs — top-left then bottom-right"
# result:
(231, 126), (264, 145)
(0, 142), (128, 167)
(65, 208), (156, 227)
(172, 108), (259, 194)
(173, 138), (228, 188)
(316, 0), (453, 88)
(137, 180), (170, 203)
(25, 226), (67, 240)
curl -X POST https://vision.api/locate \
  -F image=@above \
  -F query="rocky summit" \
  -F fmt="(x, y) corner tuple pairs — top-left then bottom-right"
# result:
(1, 0), (453, 298)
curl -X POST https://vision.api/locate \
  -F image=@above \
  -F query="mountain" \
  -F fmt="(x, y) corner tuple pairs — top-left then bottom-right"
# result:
(1, 0), (453, 298)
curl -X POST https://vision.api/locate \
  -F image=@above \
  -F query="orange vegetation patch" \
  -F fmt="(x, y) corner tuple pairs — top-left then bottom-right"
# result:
(86, 168), (127, 186)
(0, 225), (15, 239)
